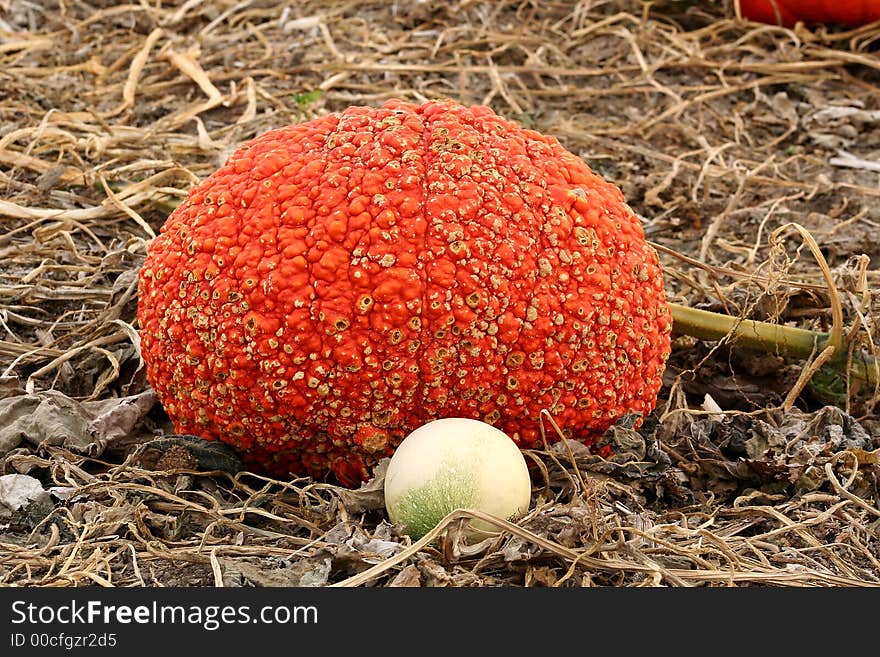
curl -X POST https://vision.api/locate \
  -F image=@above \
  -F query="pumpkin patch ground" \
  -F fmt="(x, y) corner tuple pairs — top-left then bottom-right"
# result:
(1, 0), (879, 587)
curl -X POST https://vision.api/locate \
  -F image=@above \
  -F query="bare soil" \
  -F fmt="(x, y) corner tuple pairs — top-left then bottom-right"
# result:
(1, 0), (879, 587)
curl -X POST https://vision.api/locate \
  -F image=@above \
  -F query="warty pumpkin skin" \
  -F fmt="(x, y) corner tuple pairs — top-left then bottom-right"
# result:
(137, 99), (672, 485)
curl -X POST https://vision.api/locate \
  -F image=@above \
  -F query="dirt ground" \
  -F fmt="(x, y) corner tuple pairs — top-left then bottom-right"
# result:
(1, 0), (879, 587)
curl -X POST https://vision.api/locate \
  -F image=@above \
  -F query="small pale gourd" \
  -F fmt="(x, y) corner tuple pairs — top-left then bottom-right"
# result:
(383, 418), (532, 539)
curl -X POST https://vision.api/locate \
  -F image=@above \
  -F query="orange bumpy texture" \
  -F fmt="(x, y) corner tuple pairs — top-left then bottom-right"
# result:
(137, 99), (672, 485)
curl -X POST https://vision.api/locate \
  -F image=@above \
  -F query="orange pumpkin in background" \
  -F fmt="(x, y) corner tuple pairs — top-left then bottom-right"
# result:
(738, 0), (880, 26)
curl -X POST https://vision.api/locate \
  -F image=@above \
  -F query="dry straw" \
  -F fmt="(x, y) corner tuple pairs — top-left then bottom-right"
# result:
(1, 0), (879, 587)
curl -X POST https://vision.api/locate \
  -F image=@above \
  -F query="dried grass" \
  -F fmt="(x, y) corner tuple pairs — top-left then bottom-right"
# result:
(1, 0), (879, 587)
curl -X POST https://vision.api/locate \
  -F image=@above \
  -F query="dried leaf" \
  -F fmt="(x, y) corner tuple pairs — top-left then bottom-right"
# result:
(86, 389), (157, 454)
(0, 473), (50, 518)
(332, 458), (389, 513)
(547, 414), (672, 485)
(387, 564), (422, 587)
(501, 536), (541, 562)
(525, 565), (559, 587)
(0, 390), (157, 459)
(220, 556), (332, 587)
(675, 406), (878, 498)
(0, 391), (95, 455)
(0, 376), (25, 401)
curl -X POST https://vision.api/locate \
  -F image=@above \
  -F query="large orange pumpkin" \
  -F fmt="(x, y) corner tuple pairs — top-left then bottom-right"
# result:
(738, 0), (880, 26)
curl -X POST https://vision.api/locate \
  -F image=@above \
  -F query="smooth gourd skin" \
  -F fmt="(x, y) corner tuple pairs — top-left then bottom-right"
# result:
(383, 418), (532, 539)
(137, 99), (672, 485)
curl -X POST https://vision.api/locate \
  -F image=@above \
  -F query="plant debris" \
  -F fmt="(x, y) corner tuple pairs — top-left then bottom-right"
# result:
(1, 0), (879, 587)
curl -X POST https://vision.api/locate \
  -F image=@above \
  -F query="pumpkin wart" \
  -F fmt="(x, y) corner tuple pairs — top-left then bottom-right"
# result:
(137, 98), (873, 486)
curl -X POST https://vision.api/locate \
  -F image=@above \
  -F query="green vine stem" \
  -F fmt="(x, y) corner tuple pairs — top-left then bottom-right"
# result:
(669, 302), (878, 389)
